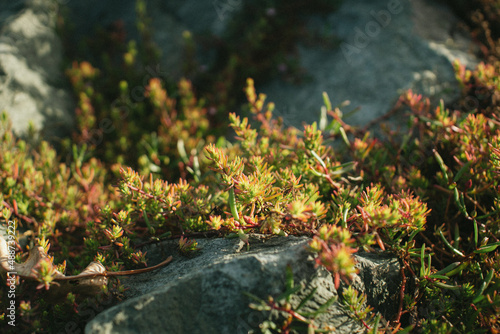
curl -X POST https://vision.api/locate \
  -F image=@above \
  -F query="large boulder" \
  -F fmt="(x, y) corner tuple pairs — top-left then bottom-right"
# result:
(261, 0), (480, 130)
(85, 236), (401, 333)
(0, 0), (75, 141)
(61, 0), (479, 133)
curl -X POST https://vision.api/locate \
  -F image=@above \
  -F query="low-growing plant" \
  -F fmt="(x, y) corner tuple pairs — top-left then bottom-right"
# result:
(1, 0), (500, 333)
(3, 56), (500, 331)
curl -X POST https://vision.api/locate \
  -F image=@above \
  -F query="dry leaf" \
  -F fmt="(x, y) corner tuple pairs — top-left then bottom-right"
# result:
(0, 234), (172, 298)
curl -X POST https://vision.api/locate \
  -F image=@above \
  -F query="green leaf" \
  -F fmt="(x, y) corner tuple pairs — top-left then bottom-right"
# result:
(322, 92), (332, 111)
(285, 265), (294, 290)
(408, 229), (419, 242)
(228, 188), (240, 222)
(339, 127), (350, 147)
(296, 287), (317, 311)
(420, 244), (426, 277)
(453, 187), (469, 218)
(302, 296), (337, 318)
(330, 161), (356, 175)
(474, 241), (500, 254)
(369, 313), (381, 334)
(243, 291), (263, 303)
(453, 160), (472, 183)
(473, 219), (478, 248)
(319, 106), (328, 131)
(433, 281), (462, 290)
(309, 166), (326, 177)
(276, 285), (303, 303)
(428, 274), (449, 280)
(473, 269), (494, 303)
(397, 325), (416, 334)
(437, 228), (464, 257)
(310, 150), (326, 169)
(444, 261), (469, 277)
(434, 262), (461, 276)
(433, 149), (449, 184)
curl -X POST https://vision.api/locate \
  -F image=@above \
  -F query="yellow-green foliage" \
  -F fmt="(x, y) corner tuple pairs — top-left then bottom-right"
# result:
(1, 0), (500, 332)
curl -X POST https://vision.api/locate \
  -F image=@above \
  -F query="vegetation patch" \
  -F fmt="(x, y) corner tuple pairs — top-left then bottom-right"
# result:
(1, 0), (500, 332)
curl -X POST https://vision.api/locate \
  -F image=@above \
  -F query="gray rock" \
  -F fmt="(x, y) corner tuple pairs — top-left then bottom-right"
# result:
(143, 0), (479, 133)
(64, 0), (138, 44)
(62, 0), (479, 135)
(108, 0), (240, 80)
(150, 0), (237, 38)
(85, 236), (401, 334)
(345, 251), (401, 320)
(261, 0), (479, 131)
(0, 0), (75, 141)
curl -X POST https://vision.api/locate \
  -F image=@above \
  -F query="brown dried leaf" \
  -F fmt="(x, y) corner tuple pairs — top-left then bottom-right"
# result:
(0, 234), (172, 298)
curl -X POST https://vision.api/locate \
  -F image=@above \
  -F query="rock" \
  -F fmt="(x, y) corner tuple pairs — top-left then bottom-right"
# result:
(62, 0), (479, 134)
(145, 0), (480, 132)
(85, 236), (401, 334)
(63, 0), (139, 45)
(0, 0), (75, 141)
(345, 251), (401, 320)
(147, 0), (235, 80)
(261, 0), (479, 131)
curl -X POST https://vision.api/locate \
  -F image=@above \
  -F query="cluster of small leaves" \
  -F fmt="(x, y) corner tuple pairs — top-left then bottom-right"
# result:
(244, 56), (500, 332)
(0, 113), (122, 332)
(3, 0), (500, 333)
(247, 267), (391, 334)
(0, 1), (211, 330)
(340, 286), (377, 331)
(3, 72), (432, 333)
(308, 225), (358, 290)
(2, 60), (498, 333)
(178, 236), (200, 255)
(98, 77), (344, 248)
(328, 56), (500, 331)
(111, 166), (226, 236)
(0, 112), (115, 265)
(446, 0), (500, 62)
(61, 1), (217, 181)
(405, 60), (500, 331)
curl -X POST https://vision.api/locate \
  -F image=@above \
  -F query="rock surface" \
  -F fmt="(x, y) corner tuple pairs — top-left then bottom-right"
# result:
(65, 0), (479, 133)
(261, 0), (480, 130)
(0, 0), (75, 140)
(85, 236), (401, 334)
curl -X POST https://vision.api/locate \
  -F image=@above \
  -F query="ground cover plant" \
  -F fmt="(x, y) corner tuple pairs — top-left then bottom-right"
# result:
(1, 0), (500, 333)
